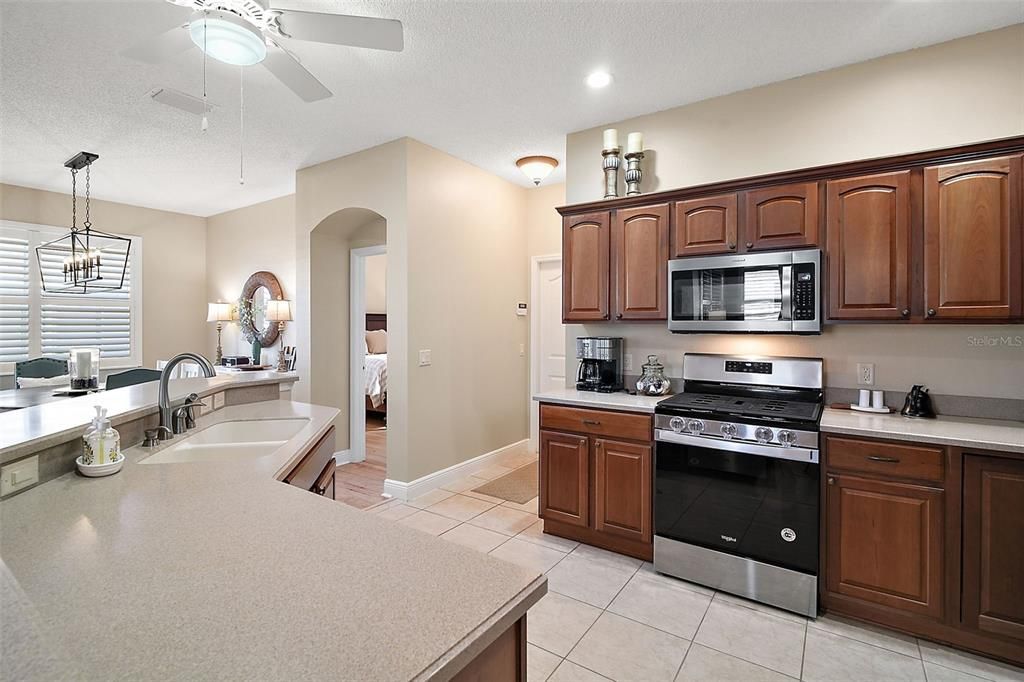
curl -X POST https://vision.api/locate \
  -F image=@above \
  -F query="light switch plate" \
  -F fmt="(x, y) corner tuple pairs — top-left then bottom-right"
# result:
(418, 350), (432, 367)
(1, 456), (39, 496)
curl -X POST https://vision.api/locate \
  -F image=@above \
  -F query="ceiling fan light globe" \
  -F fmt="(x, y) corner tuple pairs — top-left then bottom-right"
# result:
(189, 11), (267, 66)
(516, 156), (558, 185)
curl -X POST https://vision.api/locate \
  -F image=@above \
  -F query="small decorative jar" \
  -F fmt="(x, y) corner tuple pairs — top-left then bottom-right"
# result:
(69, 347), (100, 391)
(636, 355), (672, 396)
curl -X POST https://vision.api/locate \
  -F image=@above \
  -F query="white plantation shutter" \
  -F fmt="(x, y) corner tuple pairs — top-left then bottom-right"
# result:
(0, 231), (31, 362)
(0, 222), (141, 369)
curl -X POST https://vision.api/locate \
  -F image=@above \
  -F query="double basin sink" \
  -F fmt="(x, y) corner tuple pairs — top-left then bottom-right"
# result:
(140, 418), (310, 464)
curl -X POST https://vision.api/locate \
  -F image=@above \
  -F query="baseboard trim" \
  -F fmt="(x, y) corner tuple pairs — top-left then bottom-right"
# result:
(383, 438), (529, 501)
(333, 449), (354, 464)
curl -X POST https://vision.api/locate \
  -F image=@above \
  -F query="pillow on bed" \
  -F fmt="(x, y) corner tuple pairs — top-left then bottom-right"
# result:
(366, 329), (387, 354)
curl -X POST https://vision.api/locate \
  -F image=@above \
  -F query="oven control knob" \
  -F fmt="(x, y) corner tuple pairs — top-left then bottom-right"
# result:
(777, 430), (797, 447)
(686, 419), (705, 435)
(720, 423), (737, 439)
(669, 417), (686, 433)
(754, 427), (774, 443)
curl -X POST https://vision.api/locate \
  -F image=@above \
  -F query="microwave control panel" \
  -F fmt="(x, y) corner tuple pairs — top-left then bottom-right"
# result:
(793, 265), (816, 321)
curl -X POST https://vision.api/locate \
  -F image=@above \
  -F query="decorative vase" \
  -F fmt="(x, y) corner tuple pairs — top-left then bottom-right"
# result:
(251, 339), (262, 365)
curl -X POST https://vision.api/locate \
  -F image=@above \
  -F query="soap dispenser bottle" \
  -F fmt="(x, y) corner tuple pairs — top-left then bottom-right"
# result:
(83, 406), (121, 466)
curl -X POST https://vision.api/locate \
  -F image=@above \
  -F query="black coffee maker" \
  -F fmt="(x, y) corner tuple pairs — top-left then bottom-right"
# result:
(901, 385), (936, 419)
(576, 337), (624, 392)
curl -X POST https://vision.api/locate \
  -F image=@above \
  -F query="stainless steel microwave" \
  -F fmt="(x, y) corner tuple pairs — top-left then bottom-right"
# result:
(668, 249), (821, 334)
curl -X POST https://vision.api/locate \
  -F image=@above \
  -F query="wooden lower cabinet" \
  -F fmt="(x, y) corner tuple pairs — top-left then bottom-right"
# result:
(962, 455), (1024, 644)
(539, 404), (653, 560)
(825, 473), (944, 619)
(451, 616), (526, 682)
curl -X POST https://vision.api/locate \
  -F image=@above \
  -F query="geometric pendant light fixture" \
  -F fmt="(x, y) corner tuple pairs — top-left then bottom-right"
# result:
(35, 152), (132, 294)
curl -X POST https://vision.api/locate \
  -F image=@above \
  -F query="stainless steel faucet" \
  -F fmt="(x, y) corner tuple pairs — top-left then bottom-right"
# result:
(158, 353), (216, 439)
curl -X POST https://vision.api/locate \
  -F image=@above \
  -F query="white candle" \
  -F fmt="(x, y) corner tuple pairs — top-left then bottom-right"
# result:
(627, 132), (644, 154)
(75, 349), (93, 379)
(602, 128), (619, 150)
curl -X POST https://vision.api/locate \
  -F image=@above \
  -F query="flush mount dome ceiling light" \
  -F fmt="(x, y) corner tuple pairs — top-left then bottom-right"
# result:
(586, 70), (613, 88)
(516, 156), (559, 185)
(189, 9), (267, 66)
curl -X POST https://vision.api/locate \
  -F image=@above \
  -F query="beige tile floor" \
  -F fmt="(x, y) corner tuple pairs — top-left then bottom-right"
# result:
(366, 454), (1024, 682)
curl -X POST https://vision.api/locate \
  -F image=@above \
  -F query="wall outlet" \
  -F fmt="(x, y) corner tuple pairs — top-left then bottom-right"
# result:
(1, 456), (39, 497)
(624, 354), (633, 372)
(857, 363), (875, 386)
(418, 349), (432, 367)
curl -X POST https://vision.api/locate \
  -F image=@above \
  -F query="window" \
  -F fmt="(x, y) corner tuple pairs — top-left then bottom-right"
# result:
(0, 221), (142, 372)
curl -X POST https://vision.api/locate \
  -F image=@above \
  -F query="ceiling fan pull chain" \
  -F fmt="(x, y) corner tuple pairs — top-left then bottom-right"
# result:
(239, 66), (245, 186)
(201, 12), (208, 132)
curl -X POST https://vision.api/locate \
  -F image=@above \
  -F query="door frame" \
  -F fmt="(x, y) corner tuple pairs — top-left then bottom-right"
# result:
(530, 253), (562, 453)
(349, 244), (387, 464)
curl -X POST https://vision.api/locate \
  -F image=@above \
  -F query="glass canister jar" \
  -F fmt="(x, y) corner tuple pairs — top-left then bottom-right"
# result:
(69, 347), (100, 391)
(636, 355), (672, 396)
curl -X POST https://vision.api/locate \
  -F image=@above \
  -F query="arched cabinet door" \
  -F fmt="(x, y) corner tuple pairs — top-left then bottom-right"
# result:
(562, 211), (610, 321)
(826, 171), (911, 320)
(743, 181), (820, 251)
(924, 155), (1022, 320)
(672, 193), (738, 256)
(613, 203), (670, 320)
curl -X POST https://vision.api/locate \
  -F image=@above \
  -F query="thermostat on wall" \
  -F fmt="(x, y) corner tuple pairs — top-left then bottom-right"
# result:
(517, 303), (528, 317)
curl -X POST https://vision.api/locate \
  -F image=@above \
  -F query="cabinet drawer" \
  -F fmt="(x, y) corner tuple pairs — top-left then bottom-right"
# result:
(825, 435), (944, 483)
(285, 425), (336, 490)
(540, 404), (651, 441)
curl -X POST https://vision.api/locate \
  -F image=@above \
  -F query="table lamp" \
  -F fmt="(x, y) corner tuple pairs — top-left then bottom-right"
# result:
(207, 302), (234, 365)
(266, 298), (293, 372)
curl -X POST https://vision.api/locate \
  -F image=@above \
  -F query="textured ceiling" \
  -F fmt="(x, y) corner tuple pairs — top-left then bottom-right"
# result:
(1, 1), (1020, 217)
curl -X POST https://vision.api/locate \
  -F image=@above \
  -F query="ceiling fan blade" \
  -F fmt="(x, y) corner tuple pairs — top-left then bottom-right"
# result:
(274, 10), (404, 51)
(262, 45), (332, 102)
(148, 87), (214, 116)
(121, 24), (193, 64)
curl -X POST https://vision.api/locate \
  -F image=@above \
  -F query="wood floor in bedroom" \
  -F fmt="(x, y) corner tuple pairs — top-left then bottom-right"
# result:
(333, 415), (388, 509)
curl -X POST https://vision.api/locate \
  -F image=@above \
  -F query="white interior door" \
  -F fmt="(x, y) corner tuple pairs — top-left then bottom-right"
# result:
(530, 256), (565, 453)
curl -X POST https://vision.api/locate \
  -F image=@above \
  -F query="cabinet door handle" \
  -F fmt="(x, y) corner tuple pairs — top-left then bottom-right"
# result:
(867, 455), (901, 463)
(616, 313), (623, 319)
(746, 241), (754, 249)
(727, 242), (736, 250)
(927, 308), (936, 317)
(901, 308), (910, 317)
(582, 419), (602, 426)
(827, 476), (835, 485)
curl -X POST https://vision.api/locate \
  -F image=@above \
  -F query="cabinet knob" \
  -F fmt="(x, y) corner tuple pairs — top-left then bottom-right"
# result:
(901, 309), (910, 317)
(727, 242), (736, 250)
(746, 241), (753, 249)
(616, 313), (623, 319)
(927, 308), (936, 317)
(827, 476), (835, 486)
(603, 313), (610, 320)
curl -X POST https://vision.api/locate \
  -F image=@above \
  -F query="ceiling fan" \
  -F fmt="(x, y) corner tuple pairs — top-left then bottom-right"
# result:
(122, 0), (404, 103)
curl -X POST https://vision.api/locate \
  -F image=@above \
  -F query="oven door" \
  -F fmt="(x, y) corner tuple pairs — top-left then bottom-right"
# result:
(654, 429), (819, 575)
(668, 250), (820, 333)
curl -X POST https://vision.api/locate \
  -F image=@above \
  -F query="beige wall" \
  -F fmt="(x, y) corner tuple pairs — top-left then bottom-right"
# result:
(563, 26), (1024, 400)
(0, 182), (207, 369)
(206, 194), (296, 362)
(404, 140), (530, 480)
(365, 253), (387, 314)
(526, 183), (565, 259)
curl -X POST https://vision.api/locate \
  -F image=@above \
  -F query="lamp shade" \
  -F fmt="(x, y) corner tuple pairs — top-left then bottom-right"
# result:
(516, 156), (558, 185)
(266, 299), (293, 322)
(207, 302), (233, 322)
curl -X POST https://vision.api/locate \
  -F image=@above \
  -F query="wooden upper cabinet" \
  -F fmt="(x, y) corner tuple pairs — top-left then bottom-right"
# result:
(563, 211), (610, 321)
(826, 171), (912, 320)
(539, 430), (590, 528)
(924, 155), (1023, 320)
(612, 203), (670, 320)
(593, 438), (652, 544)
(672, 193), (739, 256)
(743, 181), (820, 251)
(962, 455), (1024, 643)
(825, 473), (944, 620)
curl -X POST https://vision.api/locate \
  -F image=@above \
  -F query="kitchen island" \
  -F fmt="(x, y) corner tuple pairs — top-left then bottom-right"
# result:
(1, 398), (545, 680)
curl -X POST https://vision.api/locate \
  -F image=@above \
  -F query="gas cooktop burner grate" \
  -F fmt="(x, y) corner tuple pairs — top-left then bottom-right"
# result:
(657, 391), (822, 423)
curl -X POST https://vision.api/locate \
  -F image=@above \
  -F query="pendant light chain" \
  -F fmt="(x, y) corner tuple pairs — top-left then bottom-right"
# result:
(239, 66), (245, 185)
(84, 164), (92, 230)
(70, 168), (78, 231)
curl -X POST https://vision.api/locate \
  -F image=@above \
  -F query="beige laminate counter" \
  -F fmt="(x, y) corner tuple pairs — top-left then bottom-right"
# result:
(533, 389), (1024, 453)
(0, 400), (546, 681)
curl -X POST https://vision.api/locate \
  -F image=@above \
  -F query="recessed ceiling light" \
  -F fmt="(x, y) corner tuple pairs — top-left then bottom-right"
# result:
(586, 71), (613, 89)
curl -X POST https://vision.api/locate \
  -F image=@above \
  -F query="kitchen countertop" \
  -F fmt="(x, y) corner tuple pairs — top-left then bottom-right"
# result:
(533, 388), (1023, 453)
(533, 387), (667, 413)
(820, 408), (1024, 454)
(0, 370), (298, 464)
(0, 399), (546, 680)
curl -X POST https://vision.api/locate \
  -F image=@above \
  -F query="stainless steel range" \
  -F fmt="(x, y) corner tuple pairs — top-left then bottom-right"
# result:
(653, 353), (824, 617)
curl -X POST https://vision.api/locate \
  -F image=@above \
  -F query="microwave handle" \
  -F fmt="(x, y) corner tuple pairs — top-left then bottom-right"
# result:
(780, 265), (793, 321)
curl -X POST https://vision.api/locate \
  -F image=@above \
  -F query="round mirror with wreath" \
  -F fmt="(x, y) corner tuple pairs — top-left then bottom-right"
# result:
(238, 271), (284, 348)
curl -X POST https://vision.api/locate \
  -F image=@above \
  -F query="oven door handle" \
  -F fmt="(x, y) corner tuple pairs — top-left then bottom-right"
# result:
(655, 429), (819, 463)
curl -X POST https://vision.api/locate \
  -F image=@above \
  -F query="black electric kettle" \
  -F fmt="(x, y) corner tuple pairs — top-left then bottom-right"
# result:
(901, 385), (936, 419)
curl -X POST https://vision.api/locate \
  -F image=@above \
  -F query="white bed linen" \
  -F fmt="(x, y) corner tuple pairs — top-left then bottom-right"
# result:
(365, 353), (388, 407)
